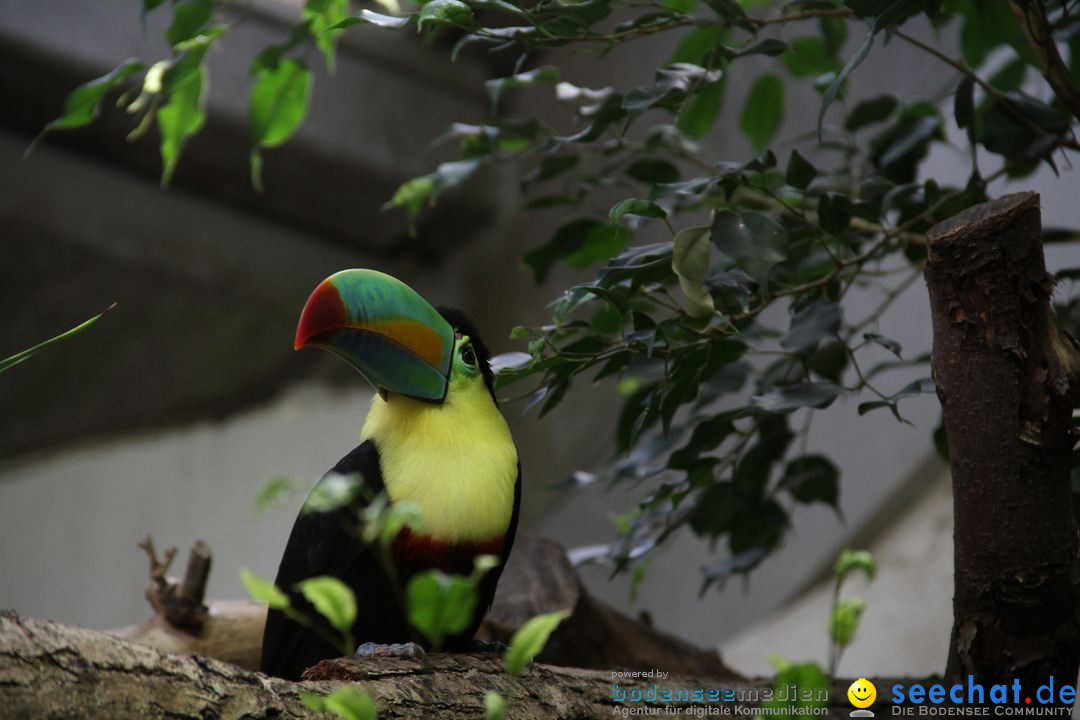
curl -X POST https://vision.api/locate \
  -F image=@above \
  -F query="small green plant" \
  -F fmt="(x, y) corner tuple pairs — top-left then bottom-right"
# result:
(406, 556), (498, 651)
(829, 548), (877, 675)
(485, 609), (572, 720)
(254, 475), (298, 515)
(757, 548), (877, 717)
(300, 686), (378, 720)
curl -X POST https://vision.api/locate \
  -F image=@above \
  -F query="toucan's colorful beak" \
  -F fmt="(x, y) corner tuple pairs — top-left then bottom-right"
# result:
(295, 269), (454, 402)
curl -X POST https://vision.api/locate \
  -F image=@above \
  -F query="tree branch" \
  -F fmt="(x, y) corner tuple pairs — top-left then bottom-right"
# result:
(893, 27), (1080, 153)
(1010, 0), (1080, 123)
(0, 610), (931, 718)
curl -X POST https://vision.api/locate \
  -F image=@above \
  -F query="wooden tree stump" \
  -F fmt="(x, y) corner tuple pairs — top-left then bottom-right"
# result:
(925, 191), (1080, 687)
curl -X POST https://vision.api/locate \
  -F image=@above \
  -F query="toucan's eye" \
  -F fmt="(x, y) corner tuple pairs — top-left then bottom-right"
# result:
(461, 345), (477, 367)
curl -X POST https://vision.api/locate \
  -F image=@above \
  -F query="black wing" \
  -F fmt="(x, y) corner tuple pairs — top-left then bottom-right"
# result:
(260, 441), (407, 680)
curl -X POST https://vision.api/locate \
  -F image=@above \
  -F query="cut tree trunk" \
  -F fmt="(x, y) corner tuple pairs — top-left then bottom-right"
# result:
(925, 192), (1080, 686)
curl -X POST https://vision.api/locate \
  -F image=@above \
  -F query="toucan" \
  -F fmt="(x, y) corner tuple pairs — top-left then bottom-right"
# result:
(260, 269), (521, 681)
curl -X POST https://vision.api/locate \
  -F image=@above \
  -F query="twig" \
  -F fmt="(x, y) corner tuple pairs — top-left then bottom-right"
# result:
(138, 535), (176, 590)
(1010, 0), (1080, 123)
(893, 28), (1080, 153)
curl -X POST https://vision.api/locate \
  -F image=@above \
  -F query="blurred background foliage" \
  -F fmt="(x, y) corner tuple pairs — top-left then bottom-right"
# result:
(37, 0), (1080, 595)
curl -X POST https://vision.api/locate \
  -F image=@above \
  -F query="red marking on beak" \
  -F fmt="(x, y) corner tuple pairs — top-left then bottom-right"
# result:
(295, 279), (347, 350)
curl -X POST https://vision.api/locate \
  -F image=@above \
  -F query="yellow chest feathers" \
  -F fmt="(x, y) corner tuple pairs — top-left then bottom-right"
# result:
(359, 385), (518, 543)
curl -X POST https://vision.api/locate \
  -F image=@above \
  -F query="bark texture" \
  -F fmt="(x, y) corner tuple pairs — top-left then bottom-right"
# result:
(3, 610), (776, 719)
(925, 192), (1080, 685)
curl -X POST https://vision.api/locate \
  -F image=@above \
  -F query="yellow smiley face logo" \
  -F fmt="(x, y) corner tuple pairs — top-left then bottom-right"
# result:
(848, 678), (876, 708)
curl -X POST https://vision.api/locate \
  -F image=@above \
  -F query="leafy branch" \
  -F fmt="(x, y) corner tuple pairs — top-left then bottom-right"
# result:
(36, 0), (1080, 592)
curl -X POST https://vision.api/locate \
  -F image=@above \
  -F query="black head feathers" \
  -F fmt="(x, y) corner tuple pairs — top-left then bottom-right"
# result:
(437, 306), (496, 399)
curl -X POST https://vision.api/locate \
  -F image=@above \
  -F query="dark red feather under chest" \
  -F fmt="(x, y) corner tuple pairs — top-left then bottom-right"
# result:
(392, 527), (506, 579)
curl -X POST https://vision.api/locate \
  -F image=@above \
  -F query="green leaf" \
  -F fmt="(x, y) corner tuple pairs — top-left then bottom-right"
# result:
(250, 59), (312, 147)
(523, 155), (578, 186)
(782, 37), (837, 78)
(388, 175), (436, 222)
(406, 570), (478, 649)
(0, 305), (114, 374)
(254, 475), (296, 515)
(505, 609), (570, 677)
(739, 73), (784, 152)
(377, 501), (421, 548)
(689, 479), (733, 537)
(166, 0), (214, 47)
(523, 220), (627, 283)
(249, 58), (313, 190)
(677, 79), (725, 138)
(729, 498), (788, 555)
(820, 15), (848, 59)
(672, 225), (715, 318)
(486, 66), (559, 112)
(818, 192), (853, 234)
(864, 332), (902, 357)
(297, 576), (357, 635)
(610, 199), (666, 223)
(979, 93), (1069, 163)
(954, 75), (975, 135)
(565, 226), (627, 267)
(752, 382), (842, 412)
(304, 0), (349, 72)
(325, 687), (378, 720)
(627, 159), (680, 184)
(560, 93), (627, 143)
(829, 596), (866, 647)
(510, 325), (539, 340)
(781, 455), (840, 507)
(484, 692), (508, 720)
(623, 64), (722, 124)
(959, 0), (1018, 69)
(819, 0), (920, 135)
(385, 160), (479, 230)
(303, 472), (362, 514)
(856, 376), (933, 422)
(785, 149), (817, 190)
(418, 0), (476, 32)
(702, 0), (752, 30)
(872, 109), (943, 184)
(835, 548), (877, 582)
(722, 38), (788, 60)
(819, 32), (872, 135)
(781, 300), (841, 356)
(845, 94), (898, 131)
(761, 660), (830, 711)
(157, 61), (207, 187)
(332, 9), (411, 30)
(710, 211), (788, 287)
(31, 59), (145, 153)
(240, 568), (289, 610)
(989, 58), (1026, 92)
(302, 687), (378, 720)
(669, 413), (738, 470)
(670, 25), (725, 65)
